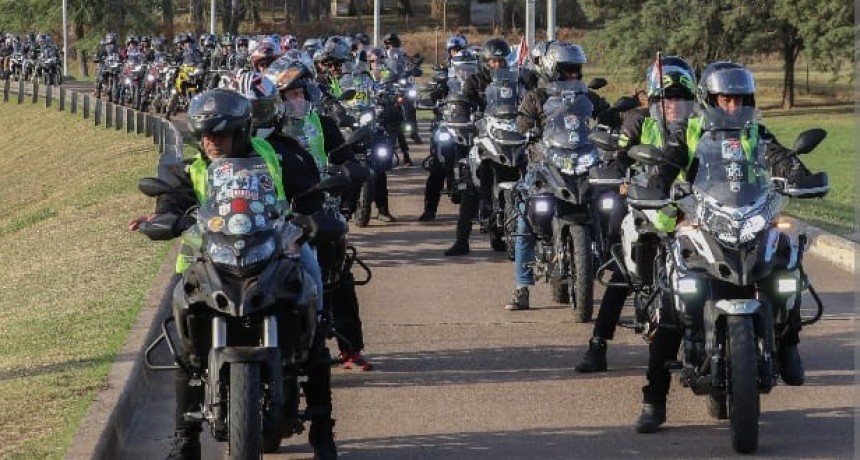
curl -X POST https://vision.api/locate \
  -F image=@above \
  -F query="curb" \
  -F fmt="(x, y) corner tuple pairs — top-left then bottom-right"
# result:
(784, 217), (857, 274)
(65, 246), (178, 460)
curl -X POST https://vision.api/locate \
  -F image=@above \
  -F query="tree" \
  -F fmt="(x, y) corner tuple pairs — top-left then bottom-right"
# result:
(771, 0), (854, 108)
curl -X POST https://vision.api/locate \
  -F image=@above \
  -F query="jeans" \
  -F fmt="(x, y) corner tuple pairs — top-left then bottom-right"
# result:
(299, 242), (324, 312)
(514, 205), (535, 287)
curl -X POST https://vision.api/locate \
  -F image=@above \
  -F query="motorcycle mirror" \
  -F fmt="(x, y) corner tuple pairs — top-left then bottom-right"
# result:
(627, 145), (666, 166)
(138, 177), (174, 197)
(587, 77), (607, 90)
(611, 96), (638, 112)
(792, 128), (827, 155)
(588, 130), (618, 151)
(338, 89), (357, 101)
(315, 174), (352, 195)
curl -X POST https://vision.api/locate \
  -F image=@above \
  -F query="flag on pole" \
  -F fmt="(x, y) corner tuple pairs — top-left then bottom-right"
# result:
(517, 37), (529, 66)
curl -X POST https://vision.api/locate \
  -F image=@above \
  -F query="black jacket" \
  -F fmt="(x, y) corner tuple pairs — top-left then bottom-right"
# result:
(516, 84), (609, 134)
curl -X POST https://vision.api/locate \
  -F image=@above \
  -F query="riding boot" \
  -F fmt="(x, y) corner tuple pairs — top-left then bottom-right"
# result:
(575, 337), (608, 373)
(635, 401), (667, 434)
(309, 417), (337, 460)
(445, 193), (476, 256)
(419, 193), (440, 221)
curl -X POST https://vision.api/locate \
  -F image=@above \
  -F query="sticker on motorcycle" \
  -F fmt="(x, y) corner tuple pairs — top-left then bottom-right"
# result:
(564, 115), (580, 130)
(228, 214), (253, 234)
(499, 87), (513, 99)
(259, 174), (274, 192)
(207, 216), (225, 232)
(255, 214), (267, 227)
(721, 139), (744, 160)
(250, 201), (264, 214)
(213, 163), (233, 186)
(231, 198), (249, 214)
(219, 203), (231, 216)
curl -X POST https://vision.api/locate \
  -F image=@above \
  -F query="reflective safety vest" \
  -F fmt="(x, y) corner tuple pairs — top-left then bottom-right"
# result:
(282, 112), (327, 171)
(175, 139), (286, 273)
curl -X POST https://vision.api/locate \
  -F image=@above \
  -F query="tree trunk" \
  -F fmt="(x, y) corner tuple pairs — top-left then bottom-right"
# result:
(462, 0), (471, 26)
(298, 0), (310, 22)
(230, 0), (244, 34)
(252, 0), (261, 27)
(398, 0), (413, 18)
(191, 0), (205, 35)
(780, 24), (802, 109)
(73, 24), (88, 78)
(163, 0), (175, 39)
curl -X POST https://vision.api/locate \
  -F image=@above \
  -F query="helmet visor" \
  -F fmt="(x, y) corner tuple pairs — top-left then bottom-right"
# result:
(704, 67), (755, 95)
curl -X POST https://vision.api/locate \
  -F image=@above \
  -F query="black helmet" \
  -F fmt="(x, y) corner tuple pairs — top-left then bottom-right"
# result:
(478, 38), (511, 77)
(187, 89), (253, 155)
(173, 34), (187, 45)
(382, 32), (401, 48)
(354, 32), (370, 45)
(126, 35), (139, 46)
(697, 61), (756, 109)
(645, 55), (696, 101)
(321, 36), (350, 63)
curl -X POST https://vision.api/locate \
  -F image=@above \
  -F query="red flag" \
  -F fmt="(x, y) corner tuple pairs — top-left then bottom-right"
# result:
(517, 37), (529, 66)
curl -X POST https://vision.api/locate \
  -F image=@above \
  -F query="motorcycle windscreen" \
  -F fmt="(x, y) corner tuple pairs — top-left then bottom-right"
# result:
(448, 61), (478, 95)
(692, 107), (770, 210)
(339, 72), (375, 110)
(543, 80), (594, 150)
(200, 157), (280, 236)
(485, 68), (519, 117)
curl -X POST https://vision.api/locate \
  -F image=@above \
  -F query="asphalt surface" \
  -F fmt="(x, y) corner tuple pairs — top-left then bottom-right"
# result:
(117, 123), (856, 459)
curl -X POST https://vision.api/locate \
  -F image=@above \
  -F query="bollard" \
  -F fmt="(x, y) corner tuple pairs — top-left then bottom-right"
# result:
(17, 79), (24, 104)
(59, 87), (65, 111)
(115, 104), (123, 130)
(144, 114), (153, 137)
(152, 118), (162, 145)
(2, 78), (8, 102)
(83, 94), (90, 119)
(105, 102), (112, 128)
(126, 108), (134, 133)
(45, 84), (52, 108)
(71, 91), (78, 115)
(136, 112), (145, 135)
(31, 81), (38, 104)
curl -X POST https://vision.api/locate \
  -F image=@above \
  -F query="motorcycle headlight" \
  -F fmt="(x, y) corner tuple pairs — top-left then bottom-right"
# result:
(600, 197), (615, 211)
(777, 277), (797, 293)
(124, 77), (131, 85)
(739, 213), (767, 243)
(375, 145), (390, 158)
(146, 74), (156, 82)
(358, 111), (374, 126)
(407, 88), (418, 100)
(437, 130), (453, 143)
(244, 236), (277, 266)
(403, 123), (414, 134)
(399, 78), (407, 85)
(676, 277), (698, 295)
(208, 241), (237, 266)
(534, 198), (551, 214)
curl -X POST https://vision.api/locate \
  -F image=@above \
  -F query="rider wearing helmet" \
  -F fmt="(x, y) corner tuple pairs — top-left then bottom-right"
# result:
(271, 59), (376, 370)
(130, 88), (339, 459)
(138, 36), (155, 63)
(500, 41), (609, 310)
(250, 40), (282, 73)
(632, 61), (816, 435)
(444, 38), (528, 257)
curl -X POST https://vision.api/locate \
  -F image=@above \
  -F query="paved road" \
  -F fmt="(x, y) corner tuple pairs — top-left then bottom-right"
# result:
(119, 124), (856, 459)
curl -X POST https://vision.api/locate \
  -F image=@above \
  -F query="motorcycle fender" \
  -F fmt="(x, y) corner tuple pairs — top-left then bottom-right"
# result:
(207, 346), (284, 408)
(703, 299), (775, 390)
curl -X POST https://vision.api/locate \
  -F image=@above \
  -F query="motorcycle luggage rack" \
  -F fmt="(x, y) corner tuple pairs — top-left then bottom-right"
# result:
(345, 245), (372, 286)
(144, 316), (181, 371)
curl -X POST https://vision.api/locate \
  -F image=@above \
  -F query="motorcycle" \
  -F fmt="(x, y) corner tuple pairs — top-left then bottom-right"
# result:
(8, 52), (23, 81)
(623, 108), (829, 453)
(118, 58), (147, 109)
(139, 166), (352, 457)
(37, 48), (61, 86)
(21, 50), (36, 82)
(466, 68), (528, 252)
(165, 63), (207, 120)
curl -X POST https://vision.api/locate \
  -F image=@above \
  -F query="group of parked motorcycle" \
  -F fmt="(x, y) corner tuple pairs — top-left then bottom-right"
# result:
(2, 43), (62, 85)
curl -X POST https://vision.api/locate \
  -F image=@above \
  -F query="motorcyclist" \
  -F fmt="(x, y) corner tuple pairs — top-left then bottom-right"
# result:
(502, 41), (608, 310)
(417, 47), (477, 222)
(230, 36), (250, 70)
(129, 89), (339, 459)
(269, 59), (376, 370)
(443, 38), (531, 256)
(635, 61), (813, 434)
(177, 34), (203, 66)
(93, 32), (120, 98)
(250, 40), (281, 74)
(120, 36), (141, 63)
(382, 32), (422, 145)
(574, 55), (695, 372)
(364, 46), (414, 169)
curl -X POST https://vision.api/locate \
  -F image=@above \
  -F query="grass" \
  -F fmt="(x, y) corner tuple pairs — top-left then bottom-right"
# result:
(763, 111), (856, 238)
(0, 101), (171, 458)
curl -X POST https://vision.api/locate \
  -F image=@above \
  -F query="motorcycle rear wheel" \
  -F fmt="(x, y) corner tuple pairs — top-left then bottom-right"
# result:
(727, 315), (760, 453)
(566, 225), (594, 323)
(229, 362), (263, 460)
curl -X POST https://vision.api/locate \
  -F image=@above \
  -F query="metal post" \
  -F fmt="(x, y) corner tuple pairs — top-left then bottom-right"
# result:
(526, 0), (535, 52)
(62, 0), (69, 77)
(59, 87), (66, 111)
(127, 108), (134, 133)
(547, 0), (557, 41)
(3, 78), (9, 102)
(104, 102), (112, 128)
(71, 91), (78, 114)
(45, 85), (52, 108)
(211, 0), (217, 34)
(32, 81), (39, 104)
(83, 94), (90, 118)
(17, 79), (24, 104)
(373, 0), (380, 47)
(115, 104), (123, 130)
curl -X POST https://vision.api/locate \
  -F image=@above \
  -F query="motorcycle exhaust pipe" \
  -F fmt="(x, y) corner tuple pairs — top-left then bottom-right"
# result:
(212, 317), (226, 348)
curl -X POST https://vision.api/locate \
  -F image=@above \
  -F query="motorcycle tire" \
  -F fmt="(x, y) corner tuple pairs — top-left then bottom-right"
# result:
(165, 93), (179, 120)
(567, 225), (594, 323)
(727, 315), (760, 454)
(229, 362), (263, 460)
(354, 179), (373, 228)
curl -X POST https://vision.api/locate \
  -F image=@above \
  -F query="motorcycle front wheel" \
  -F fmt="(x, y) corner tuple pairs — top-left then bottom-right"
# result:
(566, 225), (594, 323)
(727, 315), (760, 454)
(354, 178), (374, 228)
(229, 362), (263, 460)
